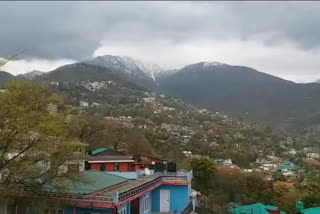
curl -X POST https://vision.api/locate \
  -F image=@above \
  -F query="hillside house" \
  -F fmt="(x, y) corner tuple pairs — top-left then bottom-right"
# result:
(143, 97), (156, 103)
(87, 148), (135, 172)
(276, 162), (297, 177)
(4, 170), (194, 214)
(306, 152), (320, 159)
(79, 100), (89, 107)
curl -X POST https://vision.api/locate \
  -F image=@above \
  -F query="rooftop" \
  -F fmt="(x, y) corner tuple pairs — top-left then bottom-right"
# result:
(91, 148), (108, 155)
(229, 203), (286, 214)
(300, 207), (320, 214)
(38, 170), (192, 206)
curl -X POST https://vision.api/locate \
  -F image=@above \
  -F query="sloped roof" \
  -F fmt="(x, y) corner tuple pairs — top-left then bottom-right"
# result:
(87, 155), (134, 162)
(229, 203), (286, 214)
(301, 207), (320, 214)
(47, 170), (128, 195)
(91, 148), (128, 157)
(91, 148), (108, 155)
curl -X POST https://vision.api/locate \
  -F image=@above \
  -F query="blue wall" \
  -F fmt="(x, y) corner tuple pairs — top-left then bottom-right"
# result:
(126, 202), (131, 214)
(151, 185), (189, 213)
(64, 206), (113, 214)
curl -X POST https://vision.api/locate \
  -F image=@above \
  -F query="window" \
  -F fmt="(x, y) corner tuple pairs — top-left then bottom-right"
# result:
(117, 205), (126, 214)
(100, 163), (106, 171)
(114, 163), (119, 171)
(143, 194), (150, 213)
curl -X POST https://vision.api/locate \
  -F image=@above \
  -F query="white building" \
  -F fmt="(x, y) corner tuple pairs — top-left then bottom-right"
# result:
(306, 152), (320, 159)
(79, 100), (89, 107)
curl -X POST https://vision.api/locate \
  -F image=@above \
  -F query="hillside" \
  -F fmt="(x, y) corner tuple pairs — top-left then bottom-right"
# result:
(4, 56), (320, 133)
(158, 62), (320, 132)
(0, 70), (15, 84)
(36, 63), (143, 90)
(84, 55), (158, 90)
(18, 70), (44, 80)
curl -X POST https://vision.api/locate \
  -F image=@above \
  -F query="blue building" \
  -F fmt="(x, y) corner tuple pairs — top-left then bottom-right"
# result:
(12, 170), (194, 214)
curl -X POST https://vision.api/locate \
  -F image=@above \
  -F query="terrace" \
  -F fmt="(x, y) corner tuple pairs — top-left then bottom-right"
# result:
(32, 170), (192, 207)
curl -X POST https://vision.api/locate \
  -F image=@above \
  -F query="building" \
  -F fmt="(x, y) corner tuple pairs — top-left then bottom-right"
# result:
(87, 148), (135, 172)
(8, 169), (194, 214)
(87, 148), (168, 174)
(276, 161), (297, 177)
(306, 152), (320, 159)
(79, 100), (89, 107)
(229, 203), (286, 214)
(133, 155), (167, 171)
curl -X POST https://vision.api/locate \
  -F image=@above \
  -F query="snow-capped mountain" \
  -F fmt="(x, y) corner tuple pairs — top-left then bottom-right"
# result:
(134, 60), (163, 82)
(84, 55), (172, 89)
(19, 70), (44, 80)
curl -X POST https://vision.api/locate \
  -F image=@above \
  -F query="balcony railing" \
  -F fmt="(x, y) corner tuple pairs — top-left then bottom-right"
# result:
(181, 201), (193, 214)
(28, 171), (192, 205)
(116, 174), (190, 203)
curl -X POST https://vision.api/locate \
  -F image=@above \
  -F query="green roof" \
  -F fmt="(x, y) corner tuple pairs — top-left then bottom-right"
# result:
(215, 158), (224, 162)
(229, 203), (286, 214)
(301, 207), (320, 214)
(47, 170), (127, 195)
(283, 161), (292, 165)
(276, 165), (296, 171)
(91, 148), (108, 155)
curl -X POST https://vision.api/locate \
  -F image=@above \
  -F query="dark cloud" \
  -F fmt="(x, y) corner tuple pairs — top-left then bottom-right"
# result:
(1, 2), (320, 60)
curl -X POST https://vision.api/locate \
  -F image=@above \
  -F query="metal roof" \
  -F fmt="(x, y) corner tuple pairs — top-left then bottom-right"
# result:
(301, 207), (320, 214)
(91, 148), (109, 155)
(229, 203), (286, 214)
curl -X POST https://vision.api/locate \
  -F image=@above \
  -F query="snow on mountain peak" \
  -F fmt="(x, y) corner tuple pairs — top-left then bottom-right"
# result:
(85, 55), (169, 85)
(21, 70), (44, 80)
(203, 62), (226, 67)
(134, 60), (163, 82)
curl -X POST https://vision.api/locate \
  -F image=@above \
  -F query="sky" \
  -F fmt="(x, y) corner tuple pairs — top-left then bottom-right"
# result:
(1, 1), (320, 82)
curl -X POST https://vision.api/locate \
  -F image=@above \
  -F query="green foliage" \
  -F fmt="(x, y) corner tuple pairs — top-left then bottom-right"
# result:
(302, 182), (320, 208)
(191, 157), (216, 193)
(0, 80), (82, 196)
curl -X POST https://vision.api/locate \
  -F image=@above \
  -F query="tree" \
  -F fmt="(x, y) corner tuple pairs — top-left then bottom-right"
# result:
(0, 54), (19, 67)
(67, 115), (105, 147)
(0, 80), (81, 196)
(191, 157), (216, 194)
(105, 121), (127, 151)
(127, 131), (153, 156)
(302, 182), (320, 208)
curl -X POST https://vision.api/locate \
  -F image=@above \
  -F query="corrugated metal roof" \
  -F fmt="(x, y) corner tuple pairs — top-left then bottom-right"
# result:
(91, 148), (108, 155)
(87, 155), (134, 162)
(301, 207), (320, 214)
(229, 203), (286, 214)
(48, 170), (128, 195)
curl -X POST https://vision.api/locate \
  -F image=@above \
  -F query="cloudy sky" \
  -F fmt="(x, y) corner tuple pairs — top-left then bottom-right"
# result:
(1, 1), (320, 82)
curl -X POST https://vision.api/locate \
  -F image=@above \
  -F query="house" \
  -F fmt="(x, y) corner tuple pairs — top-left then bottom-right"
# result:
(276, 162), (297, 177)
(306, 152), (320, 159)
(8, 169), (194, 214)
(143, 97), (156, 103)
(229, 203), (286, 214)
(87, 148), (135, 172)
(134, 155), (167, 171)
(79, 100), (89, 107)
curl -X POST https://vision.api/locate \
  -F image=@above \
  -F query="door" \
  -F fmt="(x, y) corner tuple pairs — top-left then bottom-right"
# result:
(160, 189), (170, 212)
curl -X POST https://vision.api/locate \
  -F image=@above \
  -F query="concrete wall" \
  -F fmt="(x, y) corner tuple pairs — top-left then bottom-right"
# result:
(64, 206), (112, 214)
(151, 185), (189, 213)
